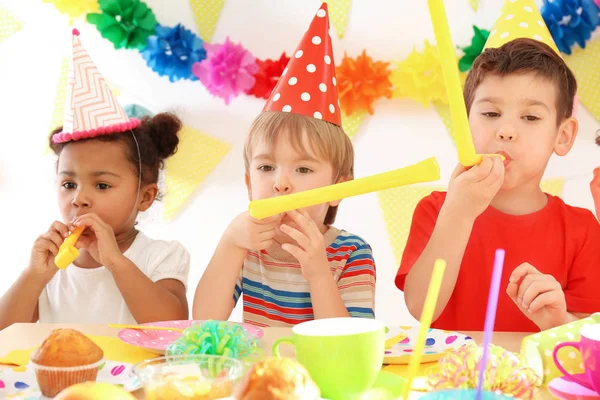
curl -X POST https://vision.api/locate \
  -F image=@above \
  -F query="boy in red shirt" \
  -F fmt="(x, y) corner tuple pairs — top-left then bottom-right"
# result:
(397, 1), (600, 332)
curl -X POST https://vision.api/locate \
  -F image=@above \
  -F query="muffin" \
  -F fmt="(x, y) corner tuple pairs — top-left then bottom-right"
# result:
(234, 357), (320, 400)
(30, 329), (104, 397)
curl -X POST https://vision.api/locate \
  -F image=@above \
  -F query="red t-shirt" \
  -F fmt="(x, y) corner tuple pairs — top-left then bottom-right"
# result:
(396, 191), (600, 332)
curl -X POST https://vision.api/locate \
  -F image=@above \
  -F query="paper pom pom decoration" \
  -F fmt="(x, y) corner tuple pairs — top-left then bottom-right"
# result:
(42, 0), (99, 20)
(390, 40), (451, 107)
(428, 342), (541, 399)
(142, 23), (206, 82)
(166, 321), (262, 361)
(87, 0), (158, 50)
(248, 53), (291, 99)
(459, 26), (490, 72)
(541, 0), (600, 55)
(192, 37), (259, 104)
(336, 51), (393, 116)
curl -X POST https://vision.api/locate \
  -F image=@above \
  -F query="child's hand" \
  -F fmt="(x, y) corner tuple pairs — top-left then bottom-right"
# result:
(444, 156), (505, 221)
(506, 262), (567, 330)
(29, 221), (69, 279)
(226, 212), (281, 251)
(71, 213), (124, 269)
(591, 167), (600, 220)
(280, 209), (330, 283)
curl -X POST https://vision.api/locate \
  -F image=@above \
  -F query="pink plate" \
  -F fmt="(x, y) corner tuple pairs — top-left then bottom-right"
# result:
(548, 374), (600, 400)
(117, 320), (263, 354)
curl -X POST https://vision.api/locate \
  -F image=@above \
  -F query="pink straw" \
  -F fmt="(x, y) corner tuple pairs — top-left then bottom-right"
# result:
(476, 249), (505, 400)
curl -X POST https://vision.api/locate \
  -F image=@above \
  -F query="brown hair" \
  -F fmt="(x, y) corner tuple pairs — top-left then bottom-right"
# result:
(463, 38), (577, 124)
(49, 112), (181, 187)
(244, 111), (354, 225)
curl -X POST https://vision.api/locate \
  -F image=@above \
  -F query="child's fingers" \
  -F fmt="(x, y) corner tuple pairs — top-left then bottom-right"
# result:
(450, 163), (468, 180)
(520, 276), (559, 310)
(253, 214), (281, 225)
(49, 221), (69, 239)
(509, 262), (539, 283)
(280, 224), (310, 249)
(281, 243), (303, 261)
(465, 156), (494, 183)
(528, 291), (561, 314)
(42, 230), (65, 250)
(37, 237), (59, 257)
(506, 281), (519, 300)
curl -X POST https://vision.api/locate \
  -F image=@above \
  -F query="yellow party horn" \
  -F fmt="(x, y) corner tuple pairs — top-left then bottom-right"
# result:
(248, 157), (440, 220)
(427, 0), (503, 167)
(403, 259), (446, 400)
(54, 226), (85, 269)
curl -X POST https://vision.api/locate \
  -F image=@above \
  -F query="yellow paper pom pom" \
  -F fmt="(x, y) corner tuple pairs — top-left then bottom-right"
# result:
(43, 0), (99, 20)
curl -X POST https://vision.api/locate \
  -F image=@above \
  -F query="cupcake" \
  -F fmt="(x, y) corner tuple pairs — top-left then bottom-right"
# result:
(30, 329), (104, 397)
(234, 357), (320, 400)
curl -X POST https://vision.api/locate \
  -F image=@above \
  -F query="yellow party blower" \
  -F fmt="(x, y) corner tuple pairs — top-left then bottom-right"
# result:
(54, 226), (85, 269)
(248, 157), (440, 220)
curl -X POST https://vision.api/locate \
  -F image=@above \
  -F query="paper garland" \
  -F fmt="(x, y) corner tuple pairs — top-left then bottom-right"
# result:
(327, 0), (352, 39)
(163, 125), (231, 220)
(565, 38), (600, 123)
(189, 0), (225, 43)
(342, 110), (367, 140)
(0, 7), (23, 45)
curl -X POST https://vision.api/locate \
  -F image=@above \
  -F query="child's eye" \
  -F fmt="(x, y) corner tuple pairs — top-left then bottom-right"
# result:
(523, 115), (540, 121)
(62, 182), (76, 190)
(296, 167), (313, 174)
(482, 112), (500, 118)
(96, 183), (111, 190)
(258, 165), (274, 172)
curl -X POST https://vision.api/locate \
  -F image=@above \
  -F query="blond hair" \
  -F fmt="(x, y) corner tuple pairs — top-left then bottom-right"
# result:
(244, 111), (354, 225)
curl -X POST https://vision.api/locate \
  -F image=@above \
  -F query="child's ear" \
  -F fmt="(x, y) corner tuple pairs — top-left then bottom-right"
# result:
(328, 175), (351, 207)
(554, 117), (578, 156)
(139, 183), (158, 212)
(245, 174), (252, 201)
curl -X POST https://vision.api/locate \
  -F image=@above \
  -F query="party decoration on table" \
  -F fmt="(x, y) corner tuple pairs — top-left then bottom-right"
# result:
(248, 53), (290, 100)
(520, 313), (600, 385)
(565, 38), (600, 123)
(54, 226), (85, 269)
(163, 124), (231, 220)
(476, 249), (506, 399)
(141, 23), (206, 82)
(390, 40), (449, 107)
(189, 0), (225, 42)
(458, 26), (490, 72)
(109, 324), (184, 333)
(428, 342), (541, 399)
(384, 326), (473, 365)
(0, 359), (137, 398)
(166, 321), (262, 361)
(327, 0), (352, 39)
(262, 2), (342, 126)
(427, 0), (484, 167)
(336, 51), (393, 117)
(0, 6), (23, 45)
(192, 37), (258, 104)
(42, 0), (99, 20)
(548, 374), (600, 400)
(117, 320), (263, 354)
(87, 0), (158, 50)
(541, 0), (600, 55)
(403, 259), (446, 399)
(249, 156), (440, 220)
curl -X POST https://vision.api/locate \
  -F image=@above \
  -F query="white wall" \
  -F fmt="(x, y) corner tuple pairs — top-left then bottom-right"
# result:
(0, 0), (598, 326)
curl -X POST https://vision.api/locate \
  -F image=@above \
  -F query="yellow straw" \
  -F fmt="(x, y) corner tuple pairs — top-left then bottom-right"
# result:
(403, 259), (446, 399)
(109, 324), (184, 333)
(426, 0), (502, 167)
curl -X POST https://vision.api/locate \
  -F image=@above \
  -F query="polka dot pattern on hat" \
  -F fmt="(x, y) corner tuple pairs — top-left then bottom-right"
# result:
(261, 2), (341, 126)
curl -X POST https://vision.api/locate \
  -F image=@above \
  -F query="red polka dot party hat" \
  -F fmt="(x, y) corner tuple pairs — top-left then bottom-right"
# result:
(262, 2), (342, 126)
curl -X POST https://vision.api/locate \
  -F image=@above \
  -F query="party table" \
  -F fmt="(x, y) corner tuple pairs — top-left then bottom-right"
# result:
(0, 323), (554, 399)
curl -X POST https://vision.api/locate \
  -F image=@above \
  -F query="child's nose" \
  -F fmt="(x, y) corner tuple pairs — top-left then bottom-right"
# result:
(71, 189), (91, 208)
(273, 176), (292, 194)
(496, 124), (517, 141)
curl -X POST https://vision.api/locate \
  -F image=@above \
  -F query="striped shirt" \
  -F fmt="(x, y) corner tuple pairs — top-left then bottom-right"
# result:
(233, 227), (376, 327)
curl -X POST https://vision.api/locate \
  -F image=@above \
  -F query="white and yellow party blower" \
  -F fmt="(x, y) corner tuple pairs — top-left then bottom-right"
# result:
(248, 157), (440, 220)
